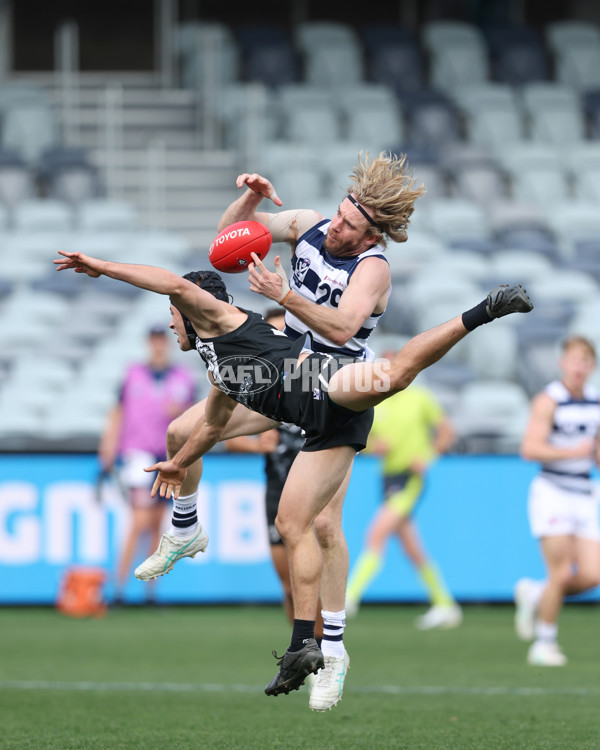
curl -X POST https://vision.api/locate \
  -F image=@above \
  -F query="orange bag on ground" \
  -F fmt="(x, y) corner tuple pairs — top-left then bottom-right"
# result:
(56, 567), (108, 618)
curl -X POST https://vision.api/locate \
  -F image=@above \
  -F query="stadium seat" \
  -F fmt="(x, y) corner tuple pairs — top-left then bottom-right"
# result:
(466, 107), (525, 149)
(259, 141), (322, 182)
(582, 88), (600, 138)
(402, 90), (463, 150)
(218, 82), (279, 147)
(426, 250), (491, 283)
(176, 21), (240, 89)
(422, 20), (487, 53)
(318, 141), (369, 200)
(408, 162), (448, 202)
(294, 20), (362, 54)
(1, 101), (59, 163)
(0, 149), (33, 209)
(564, 141), (600, 177)
(12, 199), (74, 232)
(451, 82), (518, 116)
(489, 248), (555, 287)
(387, 231), (448, 279)
(366, 38), (426, 93)
(485, 24), (551, 84)
(303, 44), (365, 88)
(543, 200), (600, 254)
(452, 379), (531, 453)
(528, 269), (599, 306)
(494, 141), (559, 175)
(449, 162), (509, 206)
(38, 147), (101, 205)
(282, 101), (342, 146)
(334, 83), (400, 119)
(77, 199), (138, 232)
(553, 44), (600, 90)
(426, 198), (490, 244)
(243, 45), (301, 88)
(510, 165), (571, 208)
(428, 44), (490, 92)
(545, 20), (600, 52)
(463, 323), (519, 381)
(345, 107), (404, 153)
(520, 83), (586, 144)
(235, 23), (300, 88)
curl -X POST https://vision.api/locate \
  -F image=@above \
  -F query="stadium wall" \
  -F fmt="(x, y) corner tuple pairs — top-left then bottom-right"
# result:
(1, 453), (598, 605)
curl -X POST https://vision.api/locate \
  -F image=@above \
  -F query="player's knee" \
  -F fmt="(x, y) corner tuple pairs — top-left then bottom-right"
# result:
(166, 414), (190, 455)
(388, 363), (418, 394)
(313, 513), (341, 549)
(274, 513), (291, 544)
(550, 566), (573, 590)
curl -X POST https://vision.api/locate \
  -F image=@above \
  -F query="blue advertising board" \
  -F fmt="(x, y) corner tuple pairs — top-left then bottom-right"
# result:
(0, 453), (597, 604)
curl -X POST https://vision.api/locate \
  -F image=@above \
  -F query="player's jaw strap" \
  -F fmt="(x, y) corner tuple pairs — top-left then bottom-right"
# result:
(346, 194), (379, 229)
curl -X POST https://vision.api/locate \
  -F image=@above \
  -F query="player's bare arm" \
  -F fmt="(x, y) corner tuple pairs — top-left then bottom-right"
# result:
(249, 253), (390, 347)
(147, 386), (238, 499)
(54, 251), (246, 339)
(521, 392), (595, 462)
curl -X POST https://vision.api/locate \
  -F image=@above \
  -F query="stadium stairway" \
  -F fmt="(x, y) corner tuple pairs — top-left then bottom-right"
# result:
(7, 71), (239, 248)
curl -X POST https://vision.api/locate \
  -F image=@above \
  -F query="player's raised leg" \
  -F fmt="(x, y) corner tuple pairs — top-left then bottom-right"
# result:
(328, 284), (534, 412)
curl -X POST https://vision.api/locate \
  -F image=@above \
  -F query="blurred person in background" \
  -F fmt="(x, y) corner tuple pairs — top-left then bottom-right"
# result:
(516, 335), (600, 666)
(225, 308), (324, 648)
(98, 324), (197, 603)
(346, 363), (460, 629)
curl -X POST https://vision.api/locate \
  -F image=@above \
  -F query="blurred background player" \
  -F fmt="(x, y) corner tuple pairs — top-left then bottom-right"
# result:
(345, 359), (461, 630)
(515, 335), (600, 666)
(225, 308), (324, 650)
(98, 324), (197, 603)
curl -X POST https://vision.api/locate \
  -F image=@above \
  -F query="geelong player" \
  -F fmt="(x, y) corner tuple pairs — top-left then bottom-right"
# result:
(54, 248), (533, 702)
(516, 336), (600, 666)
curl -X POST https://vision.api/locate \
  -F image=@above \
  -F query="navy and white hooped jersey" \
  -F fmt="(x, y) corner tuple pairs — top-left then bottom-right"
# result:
(283, 219), (389, 361)
(540, 380), (600, 494)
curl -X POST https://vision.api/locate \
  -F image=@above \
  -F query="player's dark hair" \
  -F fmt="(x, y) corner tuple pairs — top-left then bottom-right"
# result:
(175, 270), (233, 346)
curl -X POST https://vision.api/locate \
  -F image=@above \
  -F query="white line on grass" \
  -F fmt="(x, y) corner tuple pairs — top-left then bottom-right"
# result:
(1, 681), (598, 697)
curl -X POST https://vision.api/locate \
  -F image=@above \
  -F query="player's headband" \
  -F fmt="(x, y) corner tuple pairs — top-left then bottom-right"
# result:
(346, 194), (379, 229)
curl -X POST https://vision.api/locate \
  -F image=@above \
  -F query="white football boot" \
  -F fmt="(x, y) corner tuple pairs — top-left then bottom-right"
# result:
(309, 649), (350, 711)
(134, 528), (209, 580)
(514, 578), (538, 641)
(415, 604), (463, 630)
(527, 641), (567, 667)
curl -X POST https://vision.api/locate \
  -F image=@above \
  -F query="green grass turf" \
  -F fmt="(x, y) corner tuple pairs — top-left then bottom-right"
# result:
(2, 604), (600, 749)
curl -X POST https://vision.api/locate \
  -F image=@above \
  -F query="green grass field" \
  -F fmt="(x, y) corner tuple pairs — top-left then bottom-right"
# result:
(2, 604), (600, 750)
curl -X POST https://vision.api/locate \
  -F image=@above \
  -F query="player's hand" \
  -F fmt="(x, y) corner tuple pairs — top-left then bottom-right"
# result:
(248, 253), (286, 301)
(53, 250), (102, 277)
(145, 460), (188, 499)
(236, 173), (282, 206)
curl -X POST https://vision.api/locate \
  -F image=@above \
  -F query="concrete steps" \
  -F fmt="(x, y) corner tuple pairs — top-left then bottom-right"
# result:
(13, 71), (239, 245)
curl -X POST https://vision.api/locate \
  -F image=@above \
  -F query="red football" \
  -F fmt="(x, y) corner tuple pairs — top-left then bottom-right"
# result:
(208, 220), (272, 274)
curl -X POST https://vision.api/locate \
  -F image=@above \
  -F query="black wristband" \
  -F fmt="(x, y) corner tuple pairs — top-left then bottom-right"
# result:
(462, 299), (493, 331)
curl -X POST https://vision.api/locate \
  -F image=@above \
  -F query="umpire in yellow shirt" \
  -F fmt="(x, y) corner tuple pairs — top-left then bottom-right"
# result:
(346, 371), (461, 629)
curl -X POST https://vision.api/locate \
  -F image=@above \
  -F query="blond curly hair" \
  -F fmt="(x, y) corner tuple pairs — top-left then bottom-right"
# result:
(347, 151), (425, 247)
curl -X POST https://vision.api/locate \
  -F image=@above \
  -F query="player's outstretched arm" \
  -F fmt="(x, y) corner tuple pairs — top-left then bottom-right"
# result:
(54, 250), (225, 322)
(147, 386), (238, 499)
